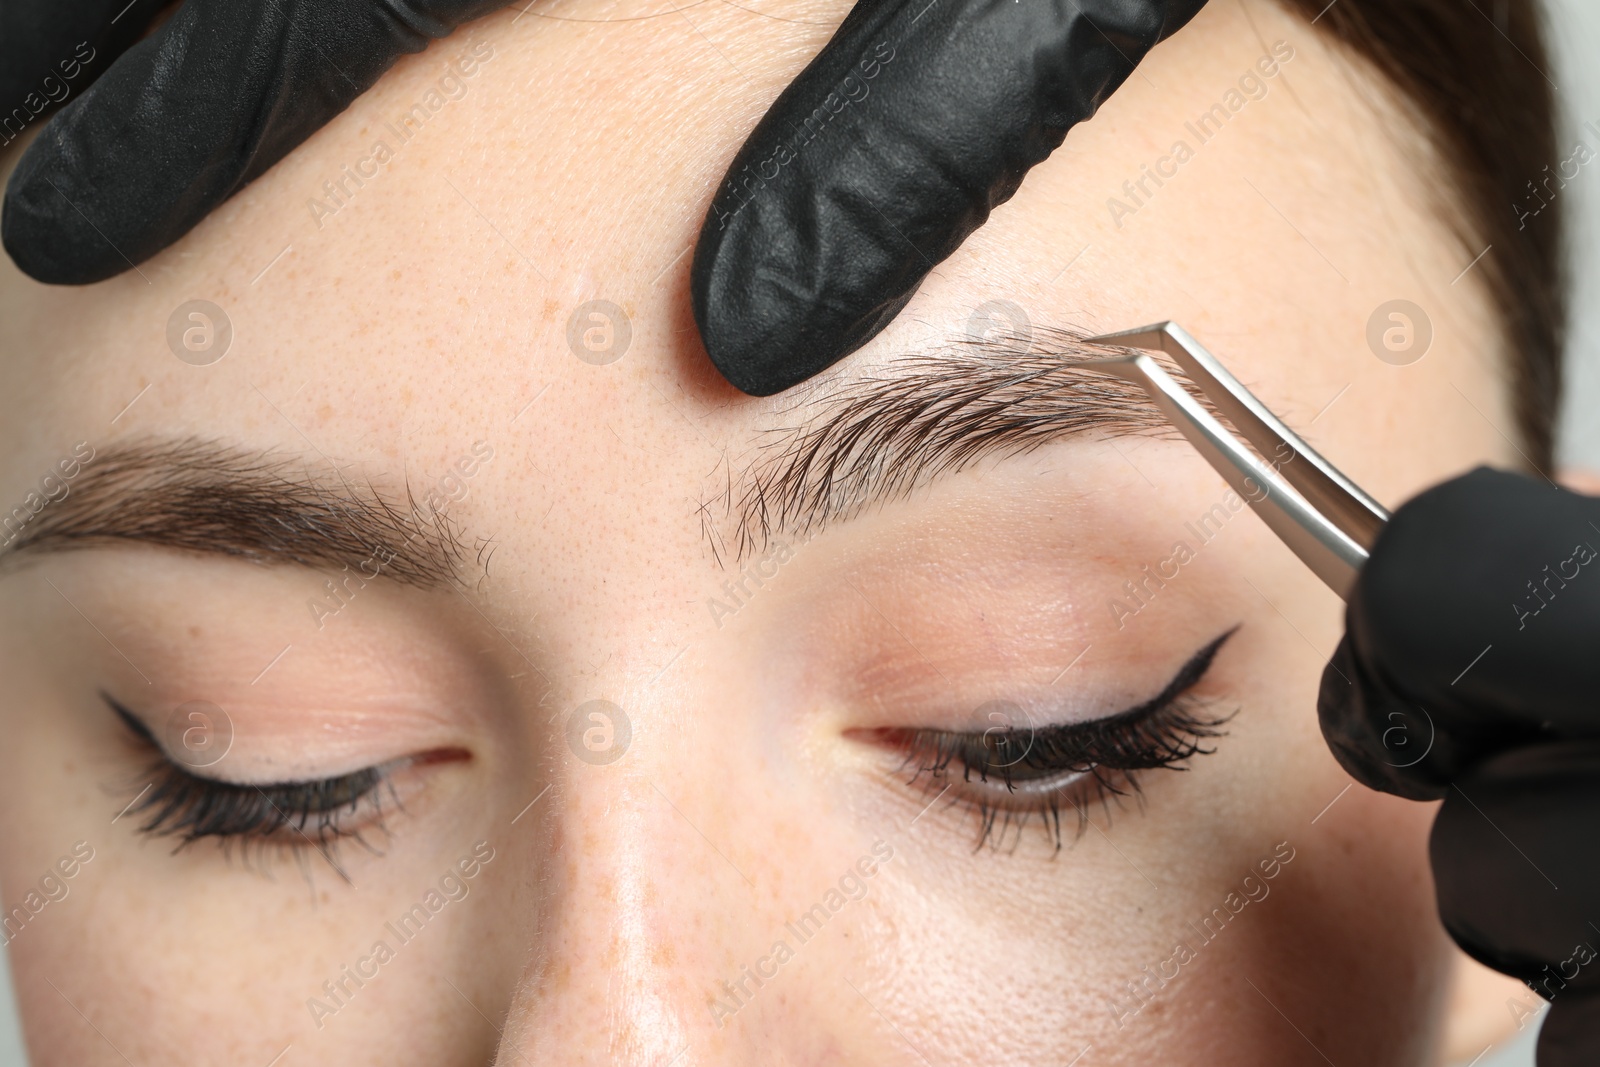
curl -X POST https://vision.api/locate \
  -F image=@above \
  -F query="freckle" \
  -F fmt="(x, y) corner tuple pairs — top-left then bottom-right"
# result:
(653, 941), (676, 966)
(542, 299), (560, 322)
(187, 625), (201, 638)
(390, 269), (402, 281)
(317, 403), (334, 423)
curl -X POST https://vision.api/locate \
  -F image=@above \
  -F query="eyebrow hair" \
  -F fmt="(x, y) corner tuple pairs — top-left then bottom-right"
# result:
(712, 327), (1195, 561)
(0, 438), (469, 585)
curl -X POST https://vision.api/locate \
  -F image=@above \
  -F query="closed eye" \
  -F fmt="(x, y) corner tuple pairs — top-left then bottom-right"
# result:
(860, 627), (1238, 852)
(105, 694), (464, 876)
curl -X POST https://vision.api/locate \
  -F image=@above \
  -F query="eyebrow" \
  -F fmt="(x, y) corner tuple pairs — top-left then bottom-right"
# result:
(712, 326), (1192, 561)
(1, 332), (1185, 579)
(0, 438), (468, 585)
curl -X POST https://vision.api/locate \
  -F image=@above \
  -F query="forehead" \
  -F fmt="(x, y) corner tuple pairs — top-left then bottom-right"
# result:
(0, 0), (1499, 546)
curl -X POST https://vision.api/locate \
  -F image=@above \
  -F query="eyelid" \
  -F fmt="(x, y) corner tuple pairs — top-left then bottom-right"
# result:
(854, 625), (1238, 741)
(102, 688), (466, 781)
(104, 694), (465, 863)
(105, 692), (467, 788)
(861, 627), (1240, 851)
(989, 623), (1239, 751)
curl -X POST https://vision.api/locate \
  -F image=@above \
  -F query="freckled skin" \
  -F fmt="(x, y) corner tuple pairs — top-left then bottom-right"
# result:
(0, 0), (1526, 1064)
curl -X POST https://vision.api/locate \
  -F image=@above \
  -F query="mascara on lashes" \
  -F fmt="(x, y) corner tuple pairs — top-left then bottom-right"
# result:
(103, 694), (415, 847)
(864, 627), (1240, 848)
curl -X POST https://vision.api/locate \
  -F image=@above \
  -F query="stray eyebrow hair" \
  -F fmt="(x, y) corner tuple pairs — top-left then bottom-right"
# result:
(713, 327), (1197, 561)
(0, 438), (468, 585)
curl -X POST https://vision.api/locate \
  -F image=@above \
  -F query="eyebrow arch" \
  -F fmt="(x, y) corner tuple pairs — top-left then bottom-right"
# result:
(714, 326), (1205, 561)
(0, 438), (469, 586)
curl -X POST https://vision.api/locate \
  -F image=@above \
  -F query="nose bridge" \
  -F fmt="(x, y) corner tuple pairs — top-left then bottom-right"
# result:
(492, 771), (756, 1066)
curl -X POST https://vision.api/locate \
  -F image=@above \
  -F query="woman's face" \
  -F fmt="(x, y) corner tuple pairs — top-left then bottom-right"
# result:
(0, 0), (1515, 1063)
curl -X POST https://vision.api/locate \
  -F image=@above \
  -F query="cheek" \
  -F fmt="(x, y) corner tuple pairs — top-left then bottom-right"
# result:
(1246, 791), (1451, 1061)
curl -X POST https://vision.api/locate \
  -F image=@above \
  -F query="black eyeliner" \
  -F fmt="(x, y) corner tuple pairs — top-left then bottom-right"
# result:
(103, 692), (390, 851)
(879, 625), (1241, 851)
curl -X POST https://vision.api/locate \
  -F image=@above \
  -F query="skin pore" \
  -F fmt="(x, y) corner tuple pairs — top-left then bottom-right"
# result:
(0, 0), (1528, 1063)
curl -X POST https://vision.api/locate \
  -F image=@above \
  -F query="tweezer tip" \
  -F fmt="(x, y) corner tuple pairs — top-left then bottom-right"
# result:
(1083, 321), (1178, 351)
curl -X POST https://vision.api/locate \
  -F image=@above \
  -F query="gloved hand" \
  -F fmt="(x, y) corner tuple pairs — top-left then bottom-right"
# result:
(1319, 466), (1600, 1067)
(691, 0), (1209, 394)
(1, 0), (509, 284)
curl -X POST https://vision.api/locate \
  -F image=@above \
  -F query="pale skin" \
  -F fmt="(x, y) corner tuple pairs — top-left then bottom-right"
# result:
(0, 0), (1542, 1063)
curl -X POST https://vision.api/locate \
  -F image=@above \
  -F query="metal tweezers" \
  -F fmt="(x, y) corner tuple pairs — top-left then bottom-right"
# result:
(1083, 321), (1388, 600)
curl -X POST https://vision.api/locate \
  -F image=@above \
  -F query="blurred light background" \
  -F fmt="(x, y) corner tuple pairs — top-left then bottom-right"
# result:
(1, 0), (1598, 1061)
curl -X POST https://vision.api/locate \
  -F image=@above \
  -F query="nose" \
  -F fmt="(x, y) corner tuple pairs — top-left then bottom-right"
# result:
(489, 771), (771, 1066)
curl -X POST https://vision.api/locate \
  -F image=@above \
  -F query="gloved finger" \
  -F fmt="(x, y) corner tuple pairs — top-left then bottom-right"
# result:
(1430, 742), (1600, 992)
(1317, 634), (1469, 800)
(1539, 991), (1600, 1067)
(0, 0), (167, 128)
(690, 0), (1209, 396)
(2, 0), (506, 285)
(1321, 467), (1600, 794)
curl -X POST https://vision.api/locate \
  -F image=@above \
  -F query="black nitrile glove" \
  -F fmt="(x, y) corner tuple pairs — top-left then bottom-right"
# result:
(1319, 467), (1600, 1067)
(0, 0), (169, 143)
(691, 0), (1209, 395)
(2, 0), (509, 284)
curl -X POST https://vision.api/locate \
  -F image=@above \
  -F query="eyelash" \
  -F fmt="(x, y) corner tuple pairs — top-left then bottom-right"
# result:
(106, 696), (404, 875)
(873, 629), (1237, 852)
